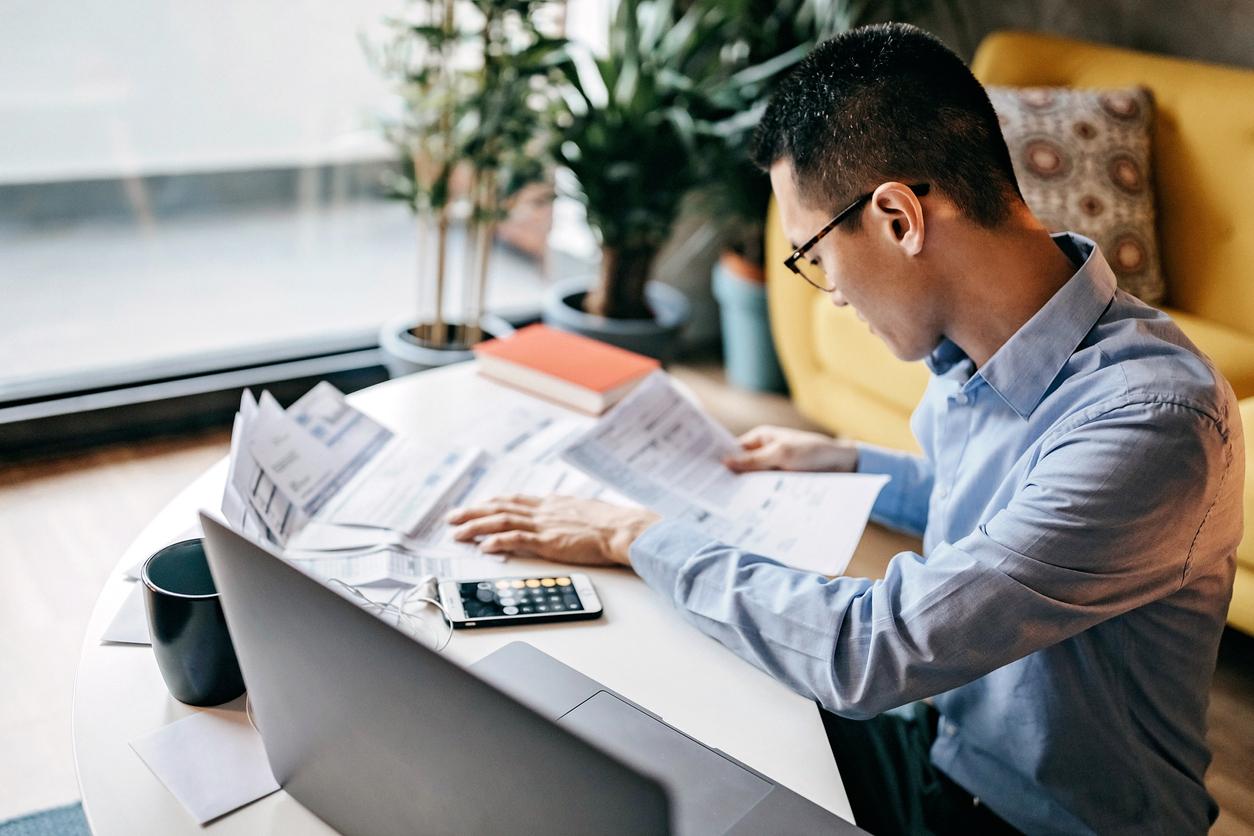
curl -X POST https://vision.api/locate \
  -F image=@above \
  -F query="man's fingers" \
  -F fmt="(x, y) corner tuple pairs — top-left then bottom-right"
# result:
(727, 428), (773, 469)
(736, 427), (771, 451)
(451, 513), (536, 542)
(499, 494), (542, 507)
(725, 446), (779, 473)
(480, 531), (544, 556)
(446, 500), (537, 525)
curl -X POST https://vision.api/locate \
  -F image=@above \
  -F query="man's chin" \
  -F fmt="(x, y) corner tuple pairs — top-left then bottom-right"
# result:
(885, 339), (932, 363)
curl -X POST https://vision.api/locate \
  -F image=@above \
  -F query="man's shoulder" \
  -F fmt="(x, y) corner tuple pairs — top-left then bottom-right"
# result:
(1042, 292), (1235, 441)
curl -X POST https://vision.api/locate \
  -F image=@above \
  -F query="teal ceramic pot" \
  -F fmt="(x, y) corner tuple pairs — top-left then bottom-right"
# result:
(712, 259), (786, 393)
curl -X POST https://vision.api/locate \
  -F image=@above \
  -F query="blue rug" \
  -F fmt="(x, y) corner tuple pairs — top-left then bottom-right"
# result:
(0, 804), (89, 836)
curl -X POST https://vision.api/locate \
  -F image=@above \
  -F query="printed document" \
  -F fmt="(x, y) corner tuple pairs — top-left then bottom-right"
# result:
(248, 385), (393, 520)
(560, 373), (888, 575)
(220, 385), (601, 585)
(222, 391), (301, 543)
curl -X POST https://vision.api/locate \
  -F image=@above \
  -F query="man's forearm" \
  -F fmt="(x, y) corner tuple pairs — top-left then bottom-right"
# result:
(628, 519), (878, 712)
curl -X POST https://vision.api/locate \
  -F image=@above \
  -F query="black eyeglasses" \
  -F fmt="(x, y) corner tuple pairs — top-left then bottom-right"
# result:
(784, 183), (930, 291)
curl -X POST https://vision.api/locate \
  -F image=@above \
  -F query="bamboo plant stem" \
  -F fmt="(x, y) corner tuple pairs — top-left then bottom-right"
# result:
(467, 3), (495, 346)
(469, 182), (496, 345)
(470, 221), (494, 345)
(431, 0), (456, 347)
(434, 206), (449, 346)
(416, 209), (429, 338)
(463, 167), (482, 343)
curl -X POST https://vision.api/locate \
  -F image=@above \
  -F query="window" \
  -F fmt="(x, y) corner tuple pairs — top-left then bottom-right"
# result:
(0, 0), (606, 413)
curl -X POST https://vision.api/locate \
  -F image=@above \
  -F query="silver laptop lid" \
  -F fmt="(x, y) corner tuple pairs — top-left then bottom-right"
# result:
(199, 512), (671, 836)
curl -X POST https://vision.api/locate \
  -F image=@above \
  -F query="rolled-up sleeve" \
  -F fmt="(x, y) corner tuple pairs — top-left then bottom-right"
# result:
(855, 443), (933, 537)
(630, 401), (1230, 720)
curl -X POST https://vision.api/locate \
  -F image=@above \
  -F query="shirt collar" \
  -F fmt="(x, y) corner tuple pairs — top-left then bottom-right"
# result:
(925, 233), (1118, 419)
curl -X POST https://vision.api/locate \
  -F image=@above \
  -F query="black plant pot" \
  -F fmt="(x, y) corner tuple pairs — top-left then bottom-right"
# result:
(378, 315), (513, 378)
(541, 278), (690, 363)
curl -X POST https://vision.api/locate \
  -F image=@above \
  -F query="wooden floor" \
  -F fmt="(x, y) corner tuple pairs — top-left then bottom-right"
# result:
(1, 364), (1251, 833)
(0, 429), (230, 822)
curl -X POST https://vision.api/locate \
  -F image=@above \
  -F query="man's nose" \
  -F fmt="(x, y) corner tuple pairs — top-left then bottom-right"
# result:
(828, 287), (848, 307)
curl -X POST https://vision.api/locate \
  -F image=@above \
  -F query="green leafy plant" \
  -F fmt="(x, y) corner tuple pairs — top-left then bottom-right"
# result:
(372, 0), (568, 346)
(551, 0), (732, 320)
(702, 0), (945, 268)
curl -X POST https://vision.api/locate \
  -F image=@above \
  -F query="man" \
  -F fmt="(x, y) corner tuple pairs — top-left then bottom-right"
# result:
(447, 23), (1243, 835)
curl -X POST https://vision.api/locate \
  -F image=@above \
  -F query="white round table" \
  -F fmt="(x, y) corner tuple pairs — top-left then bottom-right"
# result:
(73, 364), (854, 834)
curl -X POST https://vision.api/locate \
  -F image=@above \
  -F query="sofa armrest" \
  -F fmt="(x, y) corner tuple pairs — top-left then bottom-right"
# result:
(1239, 398), (1253, 570)
(1227, 397), (1254, 635)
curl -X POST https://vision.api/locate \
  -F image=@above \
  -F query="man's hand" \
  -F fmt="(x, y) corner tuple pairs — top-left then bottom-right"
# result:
(446, 495), (661, 567)
(723, 425), (859, 473)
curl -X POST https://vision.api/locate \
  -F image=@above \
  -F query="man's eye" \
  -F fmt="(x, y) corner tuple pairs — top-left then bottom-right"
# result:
(809, 257), (822, 267)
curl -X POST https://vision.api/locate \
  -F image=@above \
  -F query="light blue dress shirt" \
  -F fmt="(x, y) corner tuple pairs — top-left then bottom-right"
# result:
(630, 234), (1244, 835)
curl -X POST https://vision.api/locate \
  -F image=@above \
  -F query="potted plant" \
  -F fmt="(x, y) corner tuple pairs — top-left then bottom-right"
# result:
(540, 0), (735, 362)
(371, 0), (569, 376)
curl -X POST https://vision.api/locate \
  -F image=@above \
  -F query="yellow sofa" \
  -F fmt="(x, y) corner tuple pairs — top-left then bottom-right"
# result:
(766, 31), (1254, 632)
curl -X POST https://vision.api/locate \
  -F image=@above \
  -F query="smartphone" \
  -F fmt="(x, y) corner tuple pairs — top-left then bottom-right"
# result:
(438, 573), (603, 629)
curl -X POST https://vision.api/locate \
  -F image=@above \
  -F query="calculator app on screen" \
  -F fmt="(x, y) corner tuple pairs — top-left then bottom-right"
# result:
(459, 576), (587, 618)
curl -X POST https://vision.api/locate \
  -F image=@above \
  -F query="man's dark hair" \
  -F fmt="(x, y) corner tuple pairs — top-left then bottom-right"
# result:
(751, 23), (1022, 229)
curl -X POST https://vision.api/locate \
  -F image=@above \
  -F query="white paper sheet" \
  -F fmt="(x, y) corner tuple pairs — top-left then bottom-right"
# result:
(286, 382), (395, 502)
(560, 373), (888, 575)
(286, 521), (404, 553)
(215, 381), (643, 606)
(222, 404), (273, 543)
(247, 392), (345, 515)
(226, 391), (304, 544)
(317, 402), (587, 539)
(559, 373), (739, 516)
(100, 582), (150, 645)
(288, 545), (504, 586)
(242, 386), (392, 536)
(465, 406), (589, 464)
(321, 441), (482, 536)
(224, 384), (595, 555)
(131, 707), (279, 825)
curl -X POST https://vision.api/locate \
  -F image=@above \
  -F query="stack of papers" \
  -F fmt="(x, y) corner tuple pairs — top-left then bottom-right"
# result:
(219, 382), (602, 586)
(217, 372), (887, 590)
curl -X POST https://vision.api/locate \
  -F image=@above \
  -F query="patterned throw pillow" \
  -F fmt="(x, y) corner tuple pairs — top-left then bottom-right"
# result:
(987, 86), (1164, 305)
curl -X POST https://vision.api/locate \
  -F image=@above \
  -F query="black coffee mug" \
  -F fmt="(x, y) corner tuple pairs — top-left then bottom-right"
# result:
(141, 538), (246, 706)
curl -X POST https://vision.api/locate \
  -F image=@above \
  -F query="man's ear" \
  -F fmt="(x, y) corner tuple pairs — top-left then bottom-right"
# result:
(869, 182), (925, 257)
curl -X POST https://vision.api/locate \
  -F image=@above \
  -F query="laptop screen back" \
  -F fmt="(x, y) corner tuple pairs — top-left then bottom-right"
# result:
(200, 513), (671, 836)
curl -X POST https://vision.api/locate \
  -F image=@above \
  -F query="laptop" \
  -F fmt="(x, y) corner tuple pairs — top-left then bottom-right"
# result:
(200, 513), (864, 835)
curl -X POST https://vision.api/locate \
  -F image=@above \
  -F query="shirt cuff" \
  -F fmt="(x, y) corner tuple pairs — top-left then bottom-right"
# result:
(854, 442), (926, 533)
(628, 518), (714, 598)
(855, 441), (913, 477)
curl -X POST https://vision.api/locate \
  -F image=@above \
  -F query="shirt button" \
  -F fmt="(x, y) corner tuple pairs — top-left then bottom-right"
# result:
(953, 392), (970, 406)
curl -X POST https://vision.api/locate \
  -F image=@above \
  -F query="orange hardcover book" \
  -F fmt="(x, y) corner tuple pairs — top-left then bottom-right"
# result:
(473, 324), (660, 414)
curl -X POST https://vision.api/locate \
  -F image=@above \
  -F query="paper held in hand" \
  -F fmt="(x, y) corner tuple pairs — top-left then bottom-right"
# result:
(559, 373), (888, 576)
